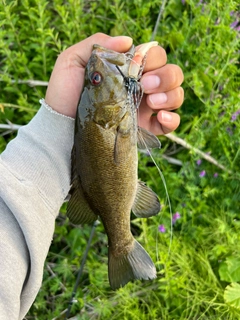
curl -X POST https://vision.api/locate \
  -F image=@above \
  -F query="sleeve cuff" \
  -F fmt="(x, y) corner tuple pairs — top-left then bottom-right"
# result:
(1, 99), (75, 212)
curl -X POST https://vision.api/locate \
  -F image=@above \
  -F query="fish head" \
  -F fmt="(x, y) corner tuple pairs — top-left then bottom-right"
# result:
(79, 45), (133, 128)
(77, 42), (158, 129)
(87, 45), (129, 102)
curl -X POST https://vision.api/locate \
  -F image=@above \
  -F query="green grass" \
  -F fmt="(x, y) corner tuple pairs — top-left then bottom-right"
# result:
(1, 0), (240, 319)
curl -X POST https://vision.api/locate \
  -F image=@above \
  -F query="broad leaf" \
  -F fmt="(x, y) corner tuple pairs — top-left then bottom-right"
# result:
(224, 283), (240, 310)
(219, 256), (240, 282)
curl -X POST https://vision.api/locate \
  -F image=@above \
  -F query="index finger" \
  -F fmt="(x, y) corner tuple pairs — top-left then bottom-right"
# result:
(140, 45), (167, 73)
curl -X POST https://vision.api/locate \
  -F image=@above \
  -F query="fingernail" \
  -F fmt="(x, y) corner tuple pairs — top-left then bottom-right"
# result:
(162, 111), (172, 122)
(149, 93), (167, 106)
(113, 35), (132, 41)
(141, 75), (160, 91)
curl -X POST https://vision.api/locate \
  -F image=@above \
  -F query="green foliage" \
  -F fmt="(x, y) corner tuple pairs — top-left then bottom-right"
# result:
(0, 0), (240, 319)
(224, 283), (240, 310)
(219, 257), (240, 283)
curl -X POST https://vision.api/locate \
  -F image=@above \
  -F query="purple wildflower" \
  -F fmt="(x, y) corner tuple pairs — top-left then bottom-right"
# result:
(158, 224), (166, 233)
(214, 173), (218, 178)
(229, 10), (240, 31)
(231, 109), (240, 122)
(199, 170), (206, 177)
(196, 159), (202, 166)
(230, 21), (239, 29)
(173, 212), (181, 224)
(181, 0), (186, 4)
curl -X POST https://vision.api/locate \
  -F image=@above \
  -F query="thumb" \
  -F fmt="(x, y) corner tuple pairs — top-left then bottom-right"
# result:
(45, 33), (133, 117)
(65, 33), (133, 67)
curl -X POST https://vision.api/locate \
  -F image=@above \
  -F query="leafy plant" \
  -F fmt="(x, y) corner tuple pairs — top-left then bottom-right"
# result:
(1, 0), (240, 319)
(224, 283), (240, 310)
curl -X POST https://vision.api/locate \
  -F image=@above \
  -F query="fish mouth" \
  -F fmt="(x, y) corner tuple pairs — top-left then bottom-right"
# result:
(128, 41), (158, 78)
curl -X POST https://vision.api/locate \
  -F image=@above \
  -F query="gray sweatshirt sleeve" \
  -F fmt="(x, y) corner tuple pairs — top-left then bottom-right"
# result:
(0, 100), (75, 319)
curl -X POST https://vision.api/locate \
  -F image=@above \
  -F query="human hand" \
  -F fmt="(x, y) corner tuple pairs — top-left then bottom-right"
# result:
(139, 46), (184, 135)
(45, 33), (132, 118)
(45, 33), (183, 135)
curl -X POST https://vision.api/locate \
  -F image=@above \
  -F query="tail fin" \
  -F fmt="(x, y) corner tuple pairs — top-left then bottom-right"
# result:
(108, 239), (156, 290)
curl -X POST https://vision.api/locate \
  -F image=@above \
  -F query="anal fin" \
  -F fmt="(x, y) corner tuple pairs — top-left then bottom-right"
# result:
(132, 180), (160, 218)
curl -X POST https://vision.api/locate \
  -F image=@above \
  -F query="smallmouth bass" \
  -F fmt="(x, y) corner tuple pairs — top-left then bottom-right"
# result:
(67, 42), (161, 290)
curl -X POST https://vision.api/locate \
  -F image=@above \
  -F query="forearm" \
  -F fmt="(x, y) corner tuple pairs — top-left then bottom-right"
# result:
(0, 100), (74, 319)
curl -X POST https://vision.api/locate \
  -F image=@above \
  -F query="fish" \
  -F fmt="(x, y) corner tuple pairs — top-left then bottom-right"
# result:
(67, 42), (161, 290)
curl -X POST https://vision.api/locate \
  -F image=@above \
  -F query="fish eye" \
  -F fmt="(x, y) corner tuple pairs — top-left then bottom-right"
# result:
(90, 71), (102, 86)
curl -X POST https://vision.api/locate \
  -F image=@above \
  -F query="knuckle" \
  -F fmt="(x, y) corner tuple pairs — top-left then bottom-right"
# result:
(167, 64), (184, 87)
(159, 47), (167, 64)
(169, 87), (184, 109)
(176, 86), (184, 103)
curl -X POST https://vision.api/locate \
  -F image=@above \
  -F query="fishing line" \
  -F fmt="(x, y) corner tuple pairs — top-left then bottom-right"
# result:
(148, 0), (174, 262)
(132, 21), (173, 260)
(136, 122), (173, 261)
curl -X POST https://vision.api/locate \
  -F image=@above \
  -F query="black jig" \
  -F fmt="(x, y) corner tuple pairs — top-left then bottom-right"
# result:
(115, 65), (143, 109)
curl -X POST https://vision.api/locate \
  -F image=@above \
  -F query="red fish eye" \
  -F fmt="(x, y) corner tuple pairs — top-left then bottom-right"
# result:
(90, 72), (102, 85)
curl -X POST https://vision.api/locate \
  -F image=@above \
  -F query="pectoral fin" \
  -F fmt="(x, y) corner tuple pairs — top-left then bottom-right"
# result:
(132, 181), (160, 218)
(137, 127), (161, 149)
(114, 112), (135, 164)
(114, 130), (133, 164)
(67, 177), (98, 225)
